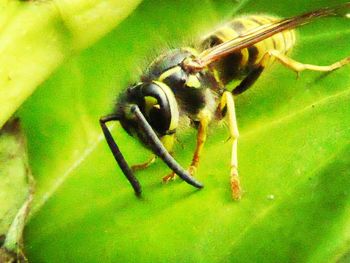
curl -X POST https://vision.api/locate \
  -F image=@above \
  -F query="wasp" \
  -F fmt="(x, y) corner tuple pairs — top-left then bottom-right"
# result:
(100, 3), (350, 199)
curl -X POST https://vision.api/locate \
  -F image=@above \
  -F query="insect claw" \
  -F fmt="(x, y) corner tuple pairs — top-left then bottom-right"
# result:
(187, 165), (197, 176)
(231, 167), (242, 201)
(231, 178), (242, 200)
(162, 172), (177, 183)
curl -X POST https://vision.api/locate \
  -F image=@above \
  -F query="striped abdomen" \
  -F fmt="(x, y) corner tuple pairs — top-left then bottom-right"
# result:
(200, 15), (296, 85)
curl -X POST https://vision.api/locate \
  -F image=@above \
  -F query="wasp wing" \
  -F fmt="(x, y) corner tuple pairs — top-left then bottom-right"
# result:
(186, 2), (350, 70)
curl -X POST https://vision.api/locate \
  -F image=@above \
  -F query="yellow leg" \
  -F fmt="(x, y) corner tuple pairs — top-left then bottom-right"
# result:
(131, 155), (156, 172)
(162, 171), (176, 183)
(161, 134), (177, 183)
(220, 91), (241, 200)
(188, 111), (210, 176)
(162, 111), (210, 183)
(266, 50), (350, 76)
(234, 50), (350, 95)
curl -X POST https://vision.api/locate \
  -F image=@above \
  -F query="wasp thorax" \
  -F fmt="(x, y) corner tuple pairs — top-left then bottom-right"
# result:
(144, 48), (202, 89)
(142, 48), (216, 117)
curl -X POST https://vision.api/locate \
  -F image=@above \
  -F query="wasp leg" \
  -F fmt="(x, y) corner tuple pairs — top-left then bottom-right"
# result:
(220, 91), (241, 200)
(162, 171), (176, 183)
(161, 134), (177, 183)
(233, 66), (264, 95)
(131, 155), (156, 172)
(233, 51), (350, 95)
(162, 112), (210, 183)
(265, 50), (350, 76)
(188, 111), (210, 175)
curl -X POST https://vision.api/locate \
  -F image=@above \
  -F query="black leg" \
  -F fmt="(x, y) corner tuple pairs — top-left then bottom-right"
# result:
(232, 66), (264, 95)
(99, 115), (142, 196)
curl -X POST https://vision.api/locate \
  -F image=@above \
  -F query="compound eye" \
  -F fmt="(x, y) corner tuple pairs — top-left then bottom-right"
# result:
(140, 82), (174, 135)
(147, 103), (168, 133)
(144, 95), (160, 115)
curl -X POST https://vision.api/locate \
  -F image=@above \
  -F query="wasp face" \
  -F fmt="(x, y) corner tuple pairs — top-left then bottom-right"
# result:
(116, 81), (179, 148)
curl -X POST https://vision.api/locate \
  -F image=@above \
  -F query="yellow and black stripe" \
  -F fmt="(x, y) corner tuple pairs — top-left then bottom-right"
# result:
(201, 15), (296, 85)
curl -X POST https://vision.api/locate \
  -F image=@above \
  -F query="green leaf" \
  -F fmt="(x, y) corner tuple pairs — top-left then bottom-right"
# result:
(0, 119), (34, 262)
(17, 0), (350, 262)
(0, 0), (142, 129)
(0, 119), (29, 237)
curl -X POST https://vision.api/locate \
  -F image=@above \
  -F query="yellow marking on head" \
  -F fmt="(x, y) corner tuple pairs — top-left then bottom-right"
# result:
(153, 81), (179, 131)
(186, 74), (201, 88)
(144, 96), (158, 114)
(158, 66), (181, 82)
(160, 134), (175, 152)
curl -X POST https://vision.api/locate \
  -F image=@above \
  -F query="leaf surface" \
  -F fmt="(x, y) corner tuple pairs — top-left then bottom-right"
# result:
(0, 0), (142, 128)
(0, 119), (34, 262)
(18, 0), (350, 262)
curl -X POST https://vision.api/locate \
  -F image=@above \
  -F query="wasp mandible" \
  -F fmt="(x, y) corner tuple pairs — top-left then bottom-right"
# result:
(100, 2), (350, 200)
